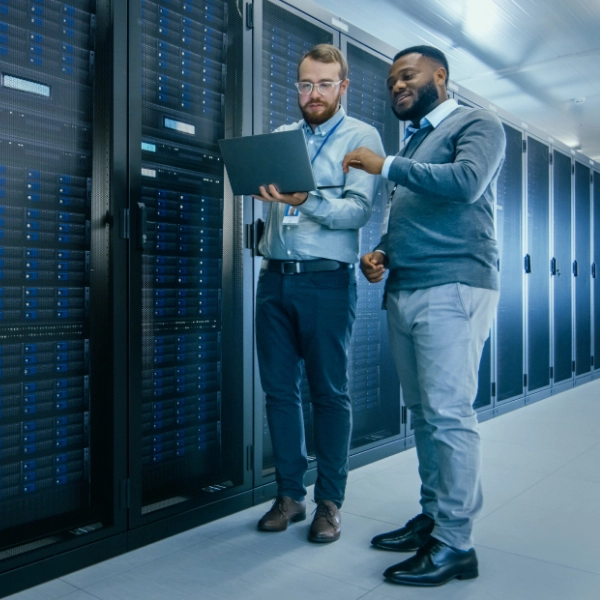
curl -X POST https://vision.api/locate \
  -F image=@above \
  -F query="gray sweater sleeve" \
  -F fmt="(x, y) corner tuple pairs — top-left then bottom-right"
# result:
(387, 111), (506, 204)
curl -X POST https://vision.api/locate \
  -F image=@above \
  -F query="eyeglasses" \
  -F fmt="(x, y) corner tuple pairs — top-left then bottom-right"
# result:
(294, 80), (343, 96)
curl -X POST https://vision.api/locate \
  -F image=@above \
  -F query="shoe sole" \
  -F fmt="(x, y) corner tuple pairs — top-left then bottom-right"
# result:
(371, 542), (421, 552)
(385, 568), (479, 587)
(257, 512), (306, 532)
(308, 533), (340, 543)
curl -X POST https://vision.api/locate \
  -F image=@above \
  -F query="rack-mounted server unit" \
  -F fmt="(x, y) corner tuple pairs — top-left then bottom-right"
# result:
(130, 0), (247, 522)
(0, 0), (94, 546)
(344, 41), (400, 447)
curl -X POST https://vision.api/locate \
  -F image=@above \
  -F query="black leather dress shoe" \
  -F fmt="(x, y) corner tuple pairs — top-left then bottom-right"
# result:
(383, 537), (478, 586)
(371, 513), (434, 552)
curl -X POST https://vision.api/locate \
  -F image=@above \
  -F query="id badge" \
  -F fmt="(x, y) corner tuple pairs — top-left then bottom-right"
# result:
(282, 204), (300, 225)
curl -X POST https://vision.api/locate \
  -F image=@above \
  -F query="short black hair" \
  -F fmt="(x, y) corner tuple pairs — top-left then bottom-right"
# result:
(393, 45), (449, 84)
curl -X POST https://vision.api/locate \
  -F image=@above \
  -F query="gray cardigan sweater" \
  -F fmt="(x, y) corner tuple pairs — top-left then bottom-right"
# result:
(377, 106), (506, 292)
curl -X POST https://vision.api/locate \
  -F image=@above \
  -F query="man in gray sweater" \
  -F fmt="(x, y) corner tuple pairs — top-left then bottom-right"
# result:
(343, 46), (505, 586)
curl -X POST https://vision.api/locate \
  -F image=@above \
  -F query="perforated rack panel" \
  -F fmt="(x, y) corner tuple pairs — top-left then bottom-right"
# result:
(0, 0), (94, 530)
(139, 0), (227, 505)
(345, 42), (400, 447)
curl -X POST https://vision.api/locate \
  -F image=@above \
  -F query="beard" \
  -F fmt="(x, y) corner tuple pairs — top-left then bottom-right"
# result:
(391, 78), (440, 123)
(300, 91), (341, 126)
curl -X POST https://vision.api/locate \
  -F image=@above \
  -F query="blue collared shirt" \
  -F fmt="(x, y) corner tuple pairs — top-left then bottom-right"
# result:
(381, 99), (459, 178)
(258, 106), (385, 264)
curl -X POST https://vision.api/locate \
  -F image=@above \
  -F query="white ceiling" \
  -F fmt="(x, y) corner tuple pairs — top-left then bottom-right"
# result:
(310, 0), (600, 161)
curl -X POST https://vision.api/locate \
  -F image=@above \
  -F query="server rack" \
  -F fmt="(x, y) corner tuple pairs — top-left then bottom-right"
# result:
(525, 136), (551, 399)
(450, 91), (495, 413)
(250, 0), (338, 489)
(342, 39), (401, 449)
(496, 123), (525, 402)
(0, 0), (124, 592)
(127, 0), (251, 529)
(573, 162), (592, 381)
(551, 150), (573, 389)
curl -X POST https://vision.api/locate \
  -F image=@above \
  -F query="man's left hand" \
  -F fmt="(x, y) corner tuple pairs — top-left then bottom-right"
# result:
(252, 184), (308, 206)
(342, 147), (385, 175)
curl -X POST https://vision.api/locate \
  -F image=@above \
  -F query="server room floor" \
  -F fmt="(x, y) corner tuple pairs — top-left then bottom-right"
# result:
(8, 379), (600, 600)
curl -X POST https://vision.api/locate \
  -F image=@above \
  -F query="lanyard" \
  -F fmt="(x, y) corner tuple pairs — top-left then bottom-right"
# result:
(309, 116), (345, 165)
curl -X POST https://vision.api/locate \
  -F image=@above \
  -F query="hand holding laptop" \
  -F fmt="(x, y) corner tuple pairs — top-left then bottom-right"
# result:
(252, 184), (309, 206)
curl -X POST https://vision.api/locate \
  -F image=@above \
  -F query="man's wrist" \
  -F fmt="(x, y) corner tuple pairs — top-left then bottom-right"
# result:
(381, 156), (395, 179)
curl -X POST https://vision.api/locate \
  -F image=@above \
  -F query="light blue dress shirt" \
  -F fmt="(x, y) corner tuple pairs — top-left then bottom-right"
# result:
(258, 106), (385, 264)
(381, 99), (459, 178)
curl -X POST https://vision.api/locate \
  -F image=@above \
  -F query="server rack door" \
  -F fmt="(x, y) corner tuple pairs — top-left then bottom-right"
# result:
(496, 124), (524, 402)
(594, 171), (600, 371)
(574, 162), (592, 377)
(452, 94), (493, 411)
(343, 40), (401, 447)
(525, 137), (551, 392)
(128, 0), (250, 526)
(252, 0), (337, 483)
(552, 151), (573, 384)
(0, 0), (120, 575)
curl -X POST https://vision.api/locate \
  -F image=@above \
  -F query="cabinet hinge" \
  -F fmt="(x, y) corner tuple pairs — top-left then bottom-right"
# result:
(491, 382), (496, 397)
(550, 366), (554, 380)
(401, 405), (407, 425)
(572, 360), (576, 373)
(522, 139), (527, 153)
(523, 374), (528, 388)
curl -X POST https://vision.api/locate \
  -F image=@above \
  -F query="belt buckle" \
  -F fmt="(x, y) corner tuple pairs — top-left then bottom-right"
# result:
(282, 261), (300, 274)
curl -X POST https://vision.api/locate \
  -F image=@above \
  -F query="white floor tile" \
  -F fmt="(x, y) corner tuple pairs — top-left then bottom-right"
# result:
(552, 442), (600, 484)
(341, 459), (422, 526)
(62, 526), (208, 589)
(82, 538), (369, 600)
(477, 464), (548, 520)
(476, 475), (600, 574)
(3, 580), (78, 600)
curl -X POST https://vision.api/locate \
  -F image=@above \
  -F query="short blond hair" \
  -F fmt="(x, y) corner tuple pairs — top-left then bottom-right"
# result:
(299, 44), (348, 80)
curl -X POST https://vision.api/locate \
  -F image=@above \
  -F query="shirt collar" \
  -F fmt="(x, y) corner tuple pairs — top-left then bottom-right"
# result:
(403, 99), (459, 140)
(302, 105), (346, 136)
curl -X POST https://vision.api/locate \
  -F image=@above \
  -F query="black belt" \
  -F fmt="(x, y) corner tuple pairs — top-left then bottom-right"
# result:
(263, 259), (352, 274)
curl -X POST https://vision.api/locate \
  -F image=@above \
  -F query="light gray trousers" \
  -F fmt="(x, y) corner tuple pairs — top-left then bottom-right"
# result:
(386, 283), (499, 550)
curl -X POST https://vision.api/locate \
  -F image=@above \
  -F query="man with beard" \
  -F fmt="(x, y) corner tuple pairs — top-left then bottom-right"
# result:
(342, 46), (505, 585)
(253, 44), (384, 543)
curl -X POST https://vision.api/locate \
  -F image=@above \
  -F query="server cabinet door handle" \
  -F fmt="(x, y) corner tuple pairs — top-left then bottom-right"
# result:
(593, 263), (597, 278)
(245, 219), (264, 256)
(524, 254), (531, 273)
(573, 260), (579, 277)
(550, 257), (557, 276)
(137, 202), (148, 250)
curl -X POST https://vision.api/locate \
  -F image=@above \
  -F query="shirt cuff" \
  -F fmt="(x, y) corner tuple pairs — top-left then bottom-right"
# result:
(295, 192), (320, 215)
(381, 156), (396, 179)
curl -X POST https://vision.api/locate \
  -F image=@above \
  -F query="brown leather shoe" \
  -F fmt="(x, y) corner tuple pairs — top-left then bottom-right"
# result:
(257, 496), (306, 532)
(308, 500), (341, 543)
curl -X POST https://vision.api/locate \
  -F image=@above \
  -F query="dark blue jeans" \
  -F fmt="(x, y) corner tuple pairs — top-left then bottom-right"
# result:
(256, 266), (357, 508)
